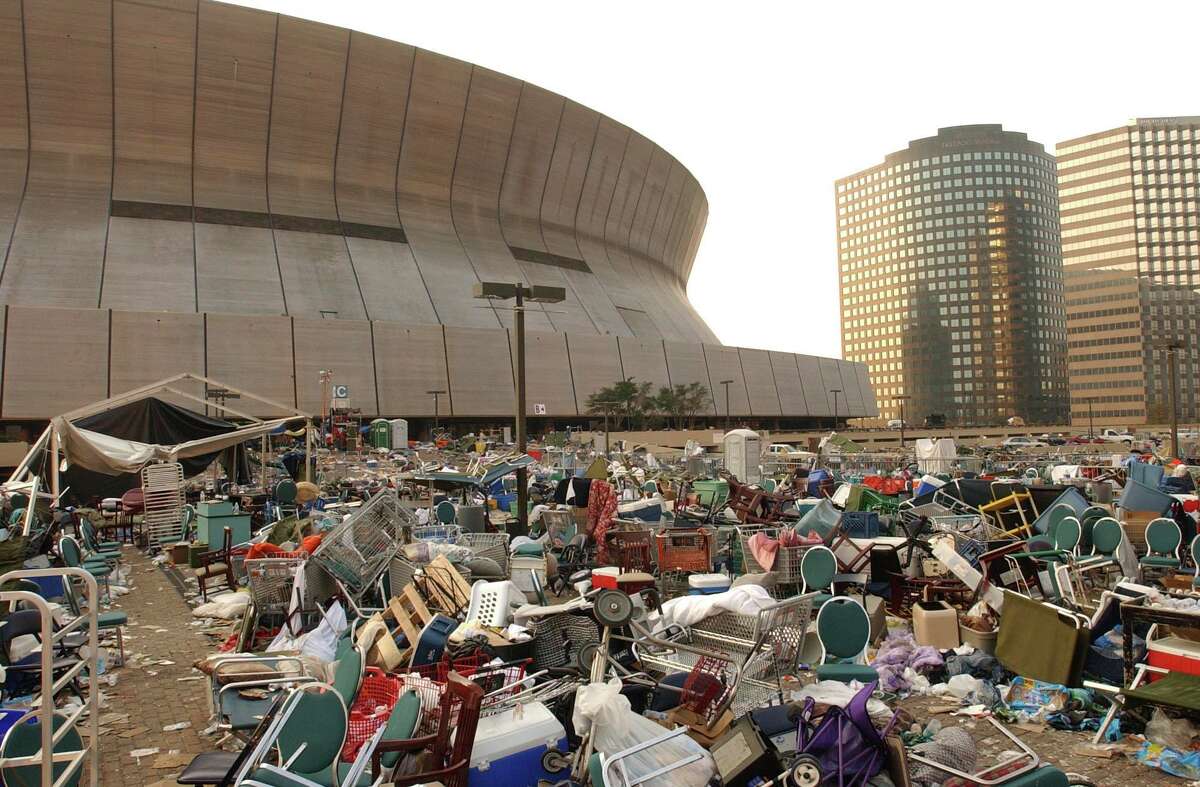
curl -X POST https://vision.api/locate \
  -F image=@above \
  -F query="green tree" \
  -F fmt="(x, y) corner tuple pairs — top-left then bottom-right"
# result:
(654, 382), (711, 430)
(586, 378), (655, 430)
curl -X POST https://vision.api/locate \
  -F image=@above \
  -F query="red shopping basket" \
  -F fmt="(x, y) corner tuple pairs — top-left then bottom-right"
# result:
(341, 668), (403, 762)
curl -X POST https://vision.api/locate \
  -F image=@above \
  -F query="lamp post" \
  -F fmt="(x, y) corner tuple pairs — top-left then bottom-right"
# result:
(474, 282), (566, 538)
(1086, 396), (1095, 440)
(593, 400), (621, 456)
(426, 389), (446, 439)
(1161, 342), (1184, 459)
(893, 394), (912, 448)
(830, 389), (842, 431)
(719, 379), (734, 431)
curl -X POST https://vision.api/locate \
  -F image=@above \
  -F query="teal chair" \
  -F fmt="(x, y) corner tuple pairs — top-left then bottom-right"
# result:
(1078, 517), (1123, 576)
(78, 520), (121, 567)
(434, 500), (456, 526)
(275, 479), (299, 520)
(1012, 517), (1081, 601)
(0, 711), (84, 787)
(330, 645), (365, 710)
(1140, 518), (1182, 579)
(799, 546), (837, 608)
(814, 597), (877, 684)
(1192, 535), (1200, 589)
(62, 574), (127, 665)
(761, 478), (777, 493)
(58, 536), (111, 600)
(642, 481), (659, 495)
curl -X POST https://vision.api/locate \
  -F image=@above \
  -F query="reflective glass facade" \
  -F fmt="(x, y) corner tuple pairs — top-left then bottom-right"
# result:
(837, 125), (1069, 426)
(1059, 118), (1200, 425)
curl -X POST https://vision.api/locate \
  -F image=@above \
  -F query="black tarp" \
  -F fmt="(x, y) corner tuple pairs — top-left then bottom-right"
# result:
(40, 397), (251, 504)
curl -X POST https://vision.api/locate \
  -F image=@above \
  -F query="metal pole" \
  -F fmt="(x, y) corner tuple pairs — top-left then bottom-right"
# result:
(899, 400), (906, 448)
(603, 407), (610, 456)
(49, 427), (59, 503)
(1169, 345), (1180, 459)
(514, 285), (529, 538)
(433, 392), (439, 436)
(831, 389), (841, 431)
(721, 380), (733, 431)
(1088, 397), (1095, 440)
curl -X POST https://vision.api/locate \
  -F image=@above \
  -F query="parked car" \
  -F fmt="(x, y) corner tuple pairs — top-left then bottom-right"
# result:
(1003, 436), (1048, 449)
(924, 414), (946, 429)
(1098, 428), (1136, 445)
(886, 419), (908, 430)
(1066, 434), (1105, 445)
(1039, 433), (1068, 446)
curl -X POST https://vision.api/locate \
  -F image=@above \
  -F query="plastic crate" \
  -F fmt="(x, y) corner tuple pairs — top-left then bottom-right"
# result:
(840, 511), (881, 538)
(655, 528), (713, 573)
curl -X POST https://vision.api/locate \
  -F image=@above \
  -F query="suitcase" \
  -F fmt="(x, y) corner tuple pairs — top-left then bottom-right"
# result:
(468, 701), (567, 786)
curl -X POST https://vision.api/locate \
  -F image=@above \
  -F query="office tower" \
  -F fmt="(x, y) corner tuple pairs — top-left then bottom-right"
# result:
(1059, 117), (1200, 426)
(837, 125), (1069, 426)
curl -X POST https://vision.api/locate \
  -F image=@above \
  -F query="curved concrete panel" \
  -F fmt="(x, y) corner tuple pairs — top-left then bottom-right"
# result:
(204, 313), (296, 415)
(702, 345), (750, 416)
(797, 355), (832, 418)
(273, 230), (366, 320)
(513, 331), (575, 416)
(444, 326), (513, 416)
(574, 117), (634, 337)
(293, 317), (377, 415)
(665, 341), (715, 414)
(195, 224), (285, 315)
(101, 217), (196, 312)
(567, 334), (623, 412)
(109, 310), (205, 407)
(0, 0), (27, 270)
(267, 17), (347, 220)
(193, 0), (275, 212)
(739, 348), (782, 417)
(112, 0), (195, 206)
(448, 67), (551, 333)
(3, 306), (108, 417)
(343, 237), (437, 324)
(334, 32), (412, 228)
(770, 351), (808, 415)
(396, 50), (495, 329)
(1, 0), (112, 309)
(372, 323), (448, 416)
(617, 337), (670, 394)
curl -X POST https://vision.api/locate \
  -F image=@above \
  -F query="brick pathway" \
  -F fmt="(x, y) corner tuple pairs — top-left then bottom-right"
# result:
(93, 548), (237, 786)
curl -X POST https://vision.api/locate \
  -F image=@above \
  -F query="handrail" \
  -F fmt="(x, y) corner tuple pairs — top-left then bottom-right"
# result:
(0, 568), (100, 786)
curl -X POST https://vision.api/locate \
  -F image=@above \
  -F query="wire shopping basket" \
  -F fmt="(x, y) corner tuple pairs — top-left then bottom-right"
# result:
(244, 555), (306, 616)
(412, 524), (462, 544)
(310, 489), (408, 599)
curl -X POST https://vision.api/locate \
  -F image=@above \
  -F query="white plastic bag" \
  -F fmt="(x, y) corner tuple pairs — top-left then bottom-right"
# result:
(1146, 708), (1200, 751)
(572, 679), (714, 787)
(267, 600), (347, 663)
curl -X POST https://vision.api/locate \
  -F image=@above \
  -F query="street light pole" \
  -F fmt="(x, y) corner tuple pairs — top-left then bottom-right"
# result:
(719, 379), (734, 431)
(474, 281), (565, 539)
(830, 389), (842, 431)
(426, 389), (446, 439)
(1087, 396), (1095, 440)
(1164, 342), (1183, 459)
(893, 394), (911, 448)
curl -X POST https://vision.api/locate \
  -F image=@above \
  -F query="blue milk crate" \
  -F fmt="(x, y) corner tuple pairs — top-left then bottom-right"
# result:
(840, 511), (881, 538)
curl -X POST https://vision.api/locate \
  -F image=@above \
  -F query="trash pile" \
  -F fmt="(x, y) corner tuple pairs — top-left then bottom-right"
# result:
(7, 408), (1200, 786)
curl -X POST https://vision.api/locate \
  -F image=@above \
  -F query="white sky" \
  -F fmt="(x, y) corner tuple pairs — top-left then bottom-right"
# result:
(239, 0), (1200, 359)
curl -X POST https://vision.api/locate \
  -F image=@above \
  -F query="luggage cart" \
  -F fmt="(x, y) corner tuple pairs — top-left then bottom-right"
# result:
(310, 489), (407, 603)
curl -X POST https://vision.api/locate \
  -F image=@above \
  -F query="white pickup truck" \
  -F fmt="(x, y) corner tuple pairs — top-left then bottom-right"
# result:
(1098, 428), (1137, 445)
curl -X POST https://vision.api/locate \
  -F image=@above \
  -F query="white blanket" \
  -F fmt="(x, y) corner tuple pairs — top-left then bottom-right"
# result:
(657, 584), (774, 630)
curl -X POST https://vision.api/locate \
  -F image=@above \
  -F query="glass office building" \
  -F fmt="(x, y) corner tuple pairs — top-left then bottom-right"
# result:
(837, 125), (1069, 426)
(1058, 118), (1200, 426)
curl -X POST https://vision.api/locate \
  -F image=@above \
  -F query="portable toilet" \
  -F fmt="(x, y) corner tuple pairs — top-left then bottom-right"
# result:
(369, 419), (392, 450)
(723, 428), (762, 483)
(390, 418), (409, 449)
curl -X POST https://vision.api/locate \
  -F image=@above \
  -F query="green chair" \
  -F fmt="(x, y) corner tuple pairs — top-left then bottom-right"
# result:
(79, 520), (121, 566)
(799, 545), (837, 608)
(1078, 517), (1123, 578)
(58, 537), (111, 600)
(275, 479), (299, 520)
(330, 646), (364, 710)
(244, 684), (348, 786)
(434, 500), (456, 526)
(1191, 535), (1200, 589)
(0, 711), (84, 787)
(642, 480), (659, 495)
(62, 574), (127, 665)
(761, 478), (777, 493)
(1011, 517), (1081, 601)
(814, 597), (877, 684)
(1041, 504), (1076, 542)
(1140, 517), (1182, 578)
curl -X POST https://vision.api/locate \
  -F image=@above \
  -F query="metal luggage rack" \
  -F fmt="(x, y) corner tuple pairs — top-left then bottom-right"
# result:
(637, 592), (815, 715)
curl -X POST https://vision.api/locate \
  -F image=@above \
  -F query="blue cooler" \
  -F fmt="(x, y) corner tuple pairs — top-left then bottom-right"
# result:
(688, 573), (731, 595)
(468, 701), (567, 786)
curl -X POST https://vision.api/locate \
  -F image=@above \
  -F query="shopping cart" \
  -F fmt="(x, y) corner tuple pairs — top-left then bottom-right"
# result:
(310, 489), (407, 602)
(456, 531), (510, 575)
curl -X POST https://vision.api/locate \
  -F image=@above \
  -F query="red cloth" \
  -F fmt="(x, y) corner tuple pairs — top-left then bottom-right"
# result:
(587, 480), (618, 564)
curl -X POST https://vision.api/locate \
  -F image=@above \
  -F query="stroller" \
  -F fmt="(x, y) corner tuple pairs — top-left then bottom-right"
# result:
(788, 681), (900, 787)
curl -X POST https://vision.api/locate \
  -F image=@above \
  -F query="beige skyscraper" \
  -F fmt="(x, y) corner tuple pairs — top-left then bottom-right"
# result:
(1058, 118), (1200, 426)
(837, 125), (1068, 427)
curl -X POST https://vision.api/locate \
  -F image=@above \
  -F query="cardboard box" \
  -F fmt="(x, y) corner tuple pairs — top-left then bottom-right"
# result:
(913, 600), (960, 649)
(1122, 510), (1157, 549)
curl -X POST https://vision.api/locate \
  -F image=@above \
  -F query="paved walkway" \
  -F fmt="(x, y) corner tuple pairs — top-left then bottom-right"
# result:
(93, 548), (235, 786)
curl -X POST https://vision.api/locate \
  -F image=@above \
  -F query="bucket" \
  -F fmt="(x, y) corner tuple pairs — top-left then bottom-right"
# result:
(959, 623), (998, 655)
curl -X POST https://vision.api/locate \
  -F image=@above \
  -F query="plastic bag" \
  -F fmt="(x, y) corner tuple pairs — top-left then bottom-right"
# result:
(1145, 708), (1200, 751)
(572, 679), (714, 787)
